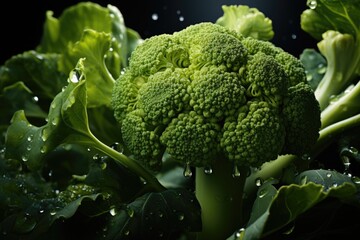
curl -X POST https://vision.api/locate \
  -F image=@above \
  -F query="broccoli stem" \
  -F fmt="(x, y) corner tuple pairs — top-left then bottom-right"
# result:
(320, 80), (360, 129)
(244, 155), (296, 196)
(313, 113), (360, 157)
(88, 134), (166, 192)
(195, 159), (247, 240)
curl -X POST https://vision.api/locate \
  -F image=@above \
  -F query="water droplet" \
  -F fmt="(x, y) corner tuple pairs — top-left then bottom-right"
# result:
(41, 128), (49, 142)
(69, 70), (81, 83)
(50, 211), (57, 216)
(177, 212), (185, 221)
(301, 154), (311, 161)
(204, 165), (213, 175)
(306, 73), (313, 81)
(51, 118), (59, 126)
(124, 230), (130, 236)
(21, 156), (28, 162)
(258, 189), (267, 198)
(93, 154), (100, 161)
(27, 135), (33, 142)
(127, 208), (134, 218)
(352, 176), (360, 185)
(183, 162), (192, 178)
(307, 0), (317, 9)
(158, 212), (164, 218)
(26, 145), (32, 151)
(234, 228), (245, 239)
(39, 209), (45, 214)
(255, 178), (263, 187)
(291, 34), (297, 39)
(326, 172), (332, 178)
(232, 164), (241, 178)
(179, 16), (184, 22)
(100, 162), (107, 170)
(109, 208), (117, 216)
(282, 223), (295, 235)
(151, 13), (159, 21)
(32, 96), (39, 102)
(40, 146), (47, 154)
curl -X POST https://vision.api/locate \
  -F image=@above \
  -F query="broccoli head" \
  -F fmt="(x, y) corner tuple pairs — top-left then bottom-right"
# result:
(111, 22), (321, 171)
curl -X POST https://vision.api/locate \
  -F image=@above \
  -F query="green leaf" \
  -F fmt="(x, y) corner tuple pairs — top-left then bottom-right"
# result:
(216, 5), (274, 40)
(102, 188), (201, 239)
(1, 82), (47, 126)
(38, 2), (112, 54)
(60, 30), (115, 108)
(301, 0), (360, 40)
(240, 170), (358, 240)
(4, 59), (94, 170)
(0, 51), (67, 99)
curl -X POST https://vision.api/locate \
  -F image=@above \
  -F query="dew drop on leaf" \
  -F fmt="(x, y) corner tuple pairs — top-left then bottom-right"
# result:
(177, 212), (185, 221)
(258, 189), (267, 198)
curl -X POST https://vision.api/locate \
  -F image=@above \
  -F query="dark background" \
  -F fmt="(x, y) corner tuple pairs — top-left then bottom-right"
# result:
(0, 0), (317, 65)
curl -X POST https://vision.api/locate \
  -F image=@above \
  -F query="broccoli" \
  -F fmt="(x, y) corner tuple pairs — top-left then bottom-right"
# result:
(111, 22), (321, 239)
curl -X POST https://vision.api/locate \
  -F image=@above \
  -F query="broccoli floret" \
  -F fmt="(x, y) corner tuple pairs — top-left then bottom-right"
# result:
(174, 22), (248, 71)
(120, 110), (163, 170)
(129, 34), (190, 76)
(221, 101), (285, 168)
(282, 82), (321, 155)
(243, 52), (288, 105)
(137, 68), (191, 126)
(112, 70), (146, 124)
(160, 111), (221, 167)
(189, 66), (247, 120)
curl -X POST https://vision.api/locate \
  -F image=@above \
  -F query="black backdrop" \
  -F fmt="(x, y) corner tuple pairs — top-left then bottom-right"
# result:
(0, 0), (317, 65)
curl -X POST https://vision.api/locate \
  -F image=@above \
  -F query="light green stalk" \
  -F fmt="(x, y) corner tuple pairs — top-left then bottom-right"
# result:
(195, 159), (247, 240)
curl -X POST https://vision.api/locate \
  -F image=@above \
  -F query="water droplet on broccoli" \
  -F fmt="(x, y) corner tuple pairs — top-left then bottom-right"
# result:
(204, 165), (213, 174)
(183, 162), (192, 177)
(307, 0), (317, 9)
(232, 164), (241, 178)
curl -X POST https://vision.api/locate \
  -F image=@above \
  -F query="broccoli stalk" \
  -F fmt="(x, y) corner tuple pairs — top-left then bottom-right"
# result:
(195, 160), (248, 240)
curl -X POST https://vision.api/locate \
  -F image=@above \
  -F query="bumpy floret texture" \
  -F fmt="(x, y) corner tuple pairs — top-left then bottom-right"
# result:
(111, 22), (321, 170)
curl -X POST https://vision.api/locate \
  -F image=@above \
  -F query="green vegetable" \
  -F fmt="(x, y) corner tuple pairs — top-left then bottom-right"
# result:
(111, 21), (321, 239)
(216, 5), (274, 41)
(1, 1), (360, 240)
